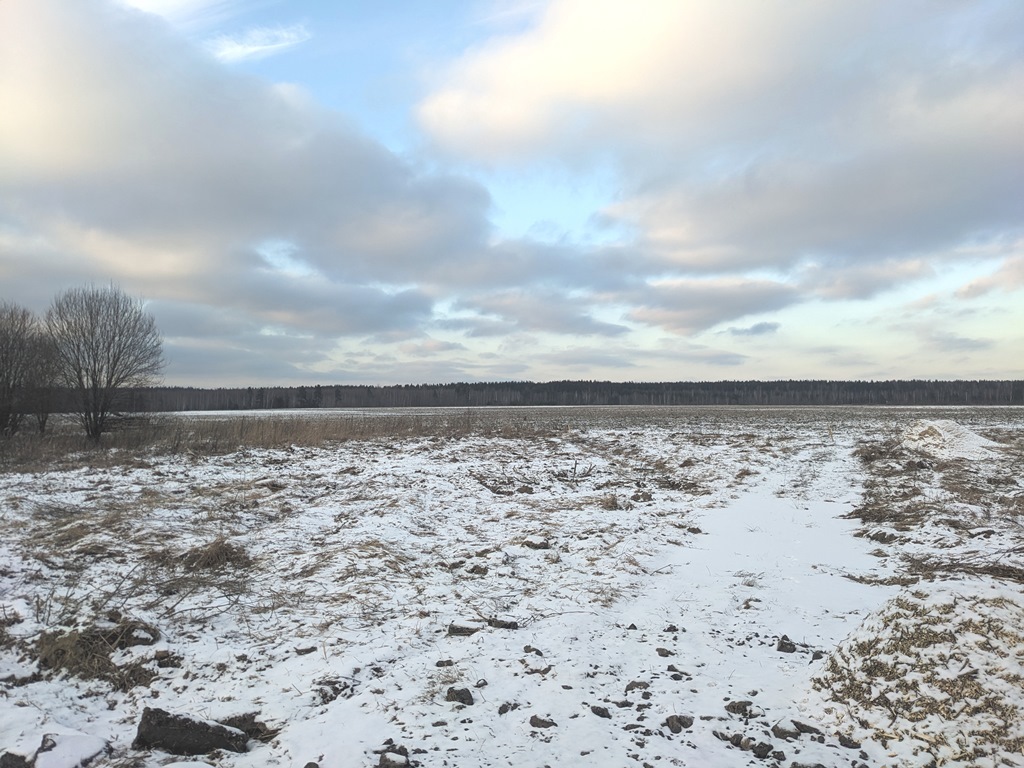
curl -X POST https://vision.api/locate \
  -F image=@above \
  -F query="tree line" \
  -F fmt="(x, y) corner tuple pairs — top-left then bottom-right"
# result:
(0, 285), (163, 440)
(130, 378), (1023, 411)
(4, 285), (1021, 440)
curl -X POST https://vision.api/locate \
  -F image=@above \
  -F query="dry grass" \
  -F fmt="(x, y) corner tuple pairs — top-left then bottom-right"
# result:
(181, 536), (254, 571)
(34, 618), (160, 691)
(905, 556), (1024, 585)
(0, 410), (569, 472)
(816, 589), (1024, 763)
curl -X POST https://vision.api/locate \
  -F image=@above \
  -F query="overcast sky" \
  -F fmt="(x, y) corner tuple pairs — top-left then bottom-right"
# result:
(1, 0), (1021, 386)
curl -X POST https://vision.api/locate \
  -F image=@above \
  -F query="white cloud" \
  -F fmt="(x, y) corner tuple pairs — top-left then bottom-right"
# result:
(956, 253), (1024, 299)
(117, 0), (243, 29)
(3, 0), (1022, 383)
(207, 23), (311, 62)
(420, 0), (1024, 279)
(418, 0), (869, 161)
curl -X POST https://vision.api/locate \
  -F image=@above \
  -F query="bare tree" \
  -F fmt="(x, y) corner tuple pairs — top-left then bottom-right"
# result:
(0, 301), (38, 436)
(24, 329), (60, 434)
(47, 285), (164, 441)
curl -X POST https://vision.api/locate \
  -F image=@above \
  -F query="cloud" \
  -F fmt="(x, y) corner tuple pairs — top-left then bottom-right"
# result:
(627, 279), (799, 334)
(117, 0), (242, 29)
(729, 322), (780, 337)
(0, 1), (483, 331)
(919, 330), (993, 353)
(399, 339), (467, 357)
(2, 0), (1021, 384)
(800, 259), (935, 300)
(421, 0), (1024, 282)
(454, 290), (630, 337)
(956, 254), (1024, 299)
(207, 23), (311, 62)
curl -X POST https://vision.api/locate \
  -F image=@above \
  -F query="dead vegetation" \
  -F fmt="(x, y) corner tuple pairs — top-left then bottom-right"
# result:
(816, 588), (1024, 764)
(181, 536), (254, 571)
(34, 617), (160, 691)
(904, 555), (1024, 585)
(817, 419), (1024, 763)
(0, 410), (570, 472)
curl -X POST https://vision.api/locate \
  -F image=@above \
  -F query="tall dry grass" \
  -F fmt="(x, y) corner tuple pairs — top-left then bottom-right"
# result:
(0, 409), (564, 471)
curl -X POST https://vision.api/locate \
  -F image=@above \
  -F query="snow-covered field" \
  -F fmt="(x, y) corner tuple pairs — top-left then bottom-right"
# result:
(1, 406), (1022, 768)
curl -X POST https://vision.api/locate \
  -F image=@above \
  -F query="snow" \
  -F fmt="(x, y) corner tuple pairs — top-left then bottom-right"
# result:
(900, 418), (1001, 461)
(1, 406), (1022, 768)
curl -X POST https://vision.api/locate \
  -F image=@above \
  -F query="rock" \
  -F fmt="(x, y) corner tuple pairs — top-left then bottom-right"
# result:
(655, 647), (674, 657)
(771, 722), (801, 740)
(724, 700), (753, 716)
(303, 763), (320, 768)
(445, 687), (474, 706)
(487, 618), (518, 630)
(217, 713), (278, 744)
(838, 733), (862, 749)
(467, 564), (489, 576)
(522, 536), (550, 550)
(0, 752), (32, 768)
(791, 720), (822, 735)
(436, 659), (454, 667)
(447, 621), (483, 636)
(529, 715), (556, 728)
(663, 624), (679, 633)
(624, 680), (649, 693)
(498, 702), (519, 715)
(591, 706), (612, 719)
(132, 707), (248, 755)
(776, 635), (797, 653)
(662, 715), (693, 733)
(154, 650), (183, 668)
(751, 741), (773, 759)
(378, 752), (408, 767)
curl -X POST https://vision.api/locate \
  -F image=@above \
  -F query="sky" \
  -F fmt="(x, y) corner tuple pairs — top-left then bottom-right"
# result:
(1, 0), (1022, 386)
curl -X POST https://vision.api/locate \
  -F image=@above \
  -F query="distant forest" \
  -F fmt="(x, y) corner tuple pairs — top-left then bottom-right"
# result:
(123, 380), (1024, 411)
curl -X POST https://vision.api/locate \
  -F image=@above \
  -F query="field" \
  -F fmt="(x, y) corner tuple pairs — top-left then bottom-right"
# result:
(1, 406), (1023, 768)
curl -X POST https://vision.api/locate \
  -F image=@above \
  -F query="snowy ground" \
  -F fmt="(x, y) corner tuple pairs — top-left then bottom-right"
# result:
(1, 406), (1022, 768)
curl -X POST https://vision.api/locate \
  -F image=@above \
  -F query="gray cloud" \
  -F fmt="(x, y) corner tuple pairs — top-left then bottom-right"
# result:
(956, 255), (1024, 299)
(627, 280), (799, 334)
(421, 0), (1024, 319)
(919, 330), (993, 353)
(2, 0), (1021, 384)
(454, 290), (630, 337)
(1, 0), (493, 290)
(799, 259), (936, 300)
(728, 322), (781, 337)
